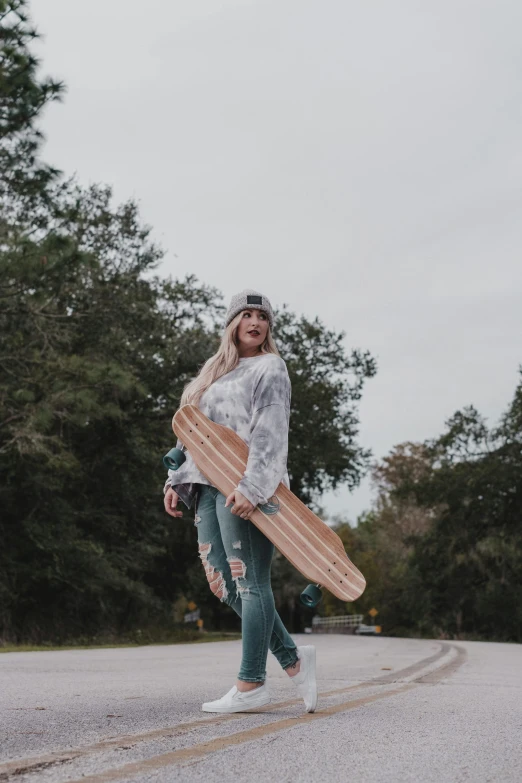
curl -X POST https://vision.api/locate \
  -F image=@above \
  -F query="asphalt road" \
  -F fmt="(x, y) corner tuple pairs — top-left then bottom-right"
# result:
(1, 634), (521, 782)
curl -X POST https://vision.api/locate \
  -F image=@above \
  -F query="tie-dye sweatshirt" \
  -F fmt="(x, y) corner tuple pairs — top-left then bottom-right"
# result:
(165, 353), (291, 509)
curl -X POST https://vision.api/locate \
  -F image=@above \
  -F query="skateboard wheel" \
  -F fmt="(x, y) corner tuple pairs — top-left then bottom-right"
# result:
(163, 448), (186, 471)
(300, 584), (322, 608)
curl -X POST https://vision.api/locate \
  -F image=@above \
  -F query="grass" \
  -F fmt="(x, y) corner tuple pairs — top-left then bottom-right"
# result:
(0, 631), (241, 654)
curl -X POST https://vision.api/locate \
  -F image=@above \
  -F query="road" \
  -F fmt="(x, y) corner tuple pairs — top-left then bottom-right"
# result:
(1, 635), (521, 782)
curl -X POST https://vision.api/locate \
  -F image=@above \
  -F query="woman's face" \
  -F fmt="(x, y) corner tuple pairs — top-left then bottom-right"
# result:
(236, 309), (269, 355)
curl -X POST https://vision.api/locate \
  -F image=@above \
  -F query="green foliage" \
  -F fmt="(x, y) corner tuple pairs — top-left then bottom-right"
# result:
(0, 183), (375, 642)
(0, 0), (63, 137)
(348, 378), (522, 642)
(5, 0), (519, 648)
(0, 0), (64, 225)
(0, 2), (376, 643)
(276, 309), (376, 505)
(5, 1), (519, 647)
(402, 387), (522, 641)
(0, 180), (224, 640)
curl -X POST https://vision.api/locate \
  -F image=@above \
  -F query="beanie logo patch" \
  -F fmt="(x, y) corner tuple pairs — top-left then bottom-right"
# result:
(247, 295), (263, 305)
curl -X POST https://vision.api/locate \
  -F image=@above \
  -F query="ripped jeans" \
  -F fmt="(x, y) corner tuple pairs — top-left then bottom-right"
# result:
(196, 484), (299, 683)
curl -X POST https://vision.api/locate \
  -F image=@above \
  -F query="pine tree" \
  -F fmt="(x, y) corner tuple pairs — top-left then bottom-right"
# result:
(0, 0), (63, 222)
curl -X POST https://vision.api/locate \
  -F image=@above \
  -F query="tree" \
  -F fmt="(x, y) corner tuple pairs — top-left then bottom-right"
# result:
(330, 445), (439, 633)
(403, 387), (522, 641)
(0, 177), (225, 641)
(0, 0), (63, 225)
(0, 1), (378, 643)
(355, 377), (522, 642)
(276, 308), (377, 505)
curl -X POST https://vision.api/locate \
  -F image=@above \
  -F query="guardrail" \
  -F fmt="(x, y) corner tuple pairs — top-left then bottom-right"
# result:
(311, 614), (364, 634)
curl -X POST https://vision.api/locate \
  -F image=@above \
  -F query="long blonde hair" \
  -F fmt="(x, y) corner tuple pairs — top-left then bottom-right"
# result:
(180, 311), (280, 408)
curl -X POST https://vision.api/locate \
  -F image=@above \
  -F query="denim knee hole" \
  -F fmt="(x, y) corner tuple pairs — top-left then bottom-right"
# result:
(228, 556), (249, 595)
(198, 542), (228, 602)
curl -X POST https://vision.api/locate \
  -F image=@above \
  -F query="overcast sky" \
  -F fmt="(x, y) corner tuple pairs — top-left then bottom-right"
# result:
(34, 0), (522, 520)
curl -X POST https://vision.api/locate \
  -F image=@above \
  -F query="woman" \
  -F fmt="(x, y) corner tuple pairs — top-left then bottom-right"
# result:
(164, 289), (317, 714)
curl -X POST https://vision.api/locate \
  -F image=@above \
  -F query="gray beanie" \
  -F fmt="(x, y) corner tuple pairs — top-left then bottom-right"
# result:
(225, 289), (275, 329)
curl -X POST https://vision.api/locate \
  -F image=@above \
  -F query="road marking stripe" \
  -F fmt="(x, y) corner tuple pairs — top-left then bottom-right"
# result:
(0, 684), (371, 779)
(65, 684), (418, 783)
(1, 643), (463, 780)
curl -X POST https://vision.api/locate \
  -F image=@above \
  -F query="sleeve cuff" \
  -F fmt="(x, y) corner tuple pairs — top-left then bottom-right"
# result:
(236, 479), (263, 507)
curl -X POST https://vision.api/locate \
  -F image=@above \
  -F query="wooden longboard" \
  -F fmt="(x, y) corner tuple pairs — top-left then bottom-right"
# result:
(173, 405), (366, 602)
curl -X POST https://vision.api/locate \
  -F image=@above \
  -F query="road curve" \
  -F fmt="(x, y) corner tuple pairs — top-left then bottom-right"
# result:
(1, 635), (521, 782)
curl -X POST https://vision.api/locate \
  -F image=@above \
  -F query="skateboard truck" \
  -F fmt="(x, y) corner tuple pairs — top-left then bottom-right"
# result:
(163, 447), (186, 471)
(300, 584), (322, 608)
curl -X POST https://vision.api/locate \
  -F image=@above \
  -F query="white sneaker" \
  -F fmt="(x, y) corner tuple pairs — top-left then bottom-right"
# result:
(291, 646), (318, 713)
(202, 684), (270, 713)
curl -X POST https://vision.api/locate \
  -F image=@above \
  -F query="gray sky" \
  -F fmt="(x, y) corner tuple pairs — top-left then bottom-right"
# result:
(35, 0), (522, 520)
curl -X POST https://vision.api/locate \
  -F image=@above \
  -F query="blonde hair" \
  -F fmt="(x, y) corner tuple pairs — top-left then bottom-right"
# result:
(180, 311), (280, 408)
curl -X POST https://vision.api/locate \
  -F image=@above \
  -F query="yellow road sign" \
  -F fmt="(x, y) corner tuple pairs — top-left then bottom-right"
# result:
(197, 619), (204, 629)
(369, 608), (379, 618)
(187, 601), (197, 612)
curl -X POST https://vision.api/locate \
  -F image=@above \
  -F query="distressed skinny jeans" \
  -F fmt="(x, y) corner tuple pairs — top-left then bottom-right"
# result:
(196, 485), (299, 682)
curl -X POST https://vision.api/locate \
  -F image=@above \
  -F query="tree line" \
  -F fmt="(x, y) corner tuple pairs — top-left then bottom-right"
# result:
(1, 1), (520, 645)
(0, 1), (376, 643)
(348, 392), (522, 642)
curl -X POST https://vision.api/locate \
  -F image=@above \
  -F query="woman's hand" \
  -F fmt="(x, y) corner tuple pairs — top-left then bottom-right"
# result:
(225, 490), (255, 520)
(164, 487), (183, 518)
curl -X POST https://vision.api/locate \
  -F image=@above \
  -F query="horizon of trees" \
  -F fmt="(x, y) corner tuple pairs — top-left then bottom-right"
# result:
(1, 1), (520, 645)
(0, 0), (376, 643)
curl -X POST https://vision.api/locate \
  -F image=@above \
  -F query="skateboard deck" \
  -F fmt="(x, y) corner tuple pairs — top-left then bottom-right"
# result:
(172, 405), (366, 602)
